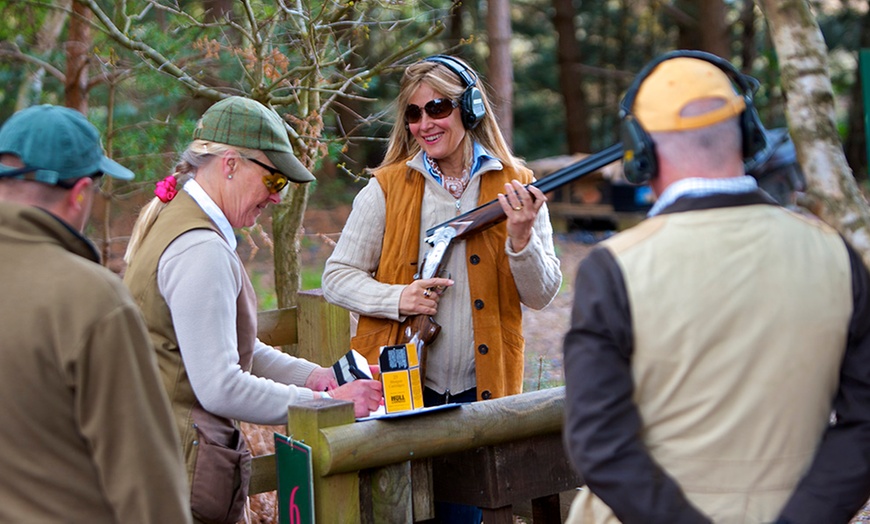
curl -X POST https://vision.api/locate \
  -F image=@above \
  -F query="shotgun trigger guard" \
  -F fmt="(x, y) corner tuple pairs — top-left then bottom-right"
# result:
(420, 226), (457, 280)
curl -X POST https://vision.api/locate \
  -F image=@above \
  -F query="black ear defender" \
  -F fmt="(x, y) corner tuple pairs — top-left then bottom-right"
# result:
(423, 54), (487, 130)
(618, 49), (769, 185)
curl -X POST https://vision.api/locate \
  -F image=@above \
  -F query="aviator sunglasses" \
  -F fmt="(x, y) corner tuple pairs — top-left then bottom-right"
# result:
(404, 98), (459, 124)
(246, 157), (290, 194)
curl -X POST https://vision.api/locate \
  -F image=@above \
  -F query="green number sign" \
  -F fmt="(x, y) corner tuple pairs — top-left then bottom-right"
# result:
(275, 433), (315, 524)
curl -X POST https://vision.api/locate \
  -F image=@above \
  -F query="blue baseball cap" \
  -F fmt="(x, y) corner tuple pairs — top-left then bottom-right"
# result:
(0, 105), (134, 184)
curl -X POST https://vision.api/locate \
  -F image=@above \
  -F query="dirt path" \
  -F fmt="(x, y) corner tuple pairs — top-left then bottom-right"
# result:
(522, 237), (593, 391)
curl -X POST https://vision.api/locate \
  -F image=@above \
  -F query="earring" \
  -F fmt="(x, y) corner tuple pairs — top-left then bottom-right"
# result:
(76, 194), (84, 204)
(228, 174), (233, 180)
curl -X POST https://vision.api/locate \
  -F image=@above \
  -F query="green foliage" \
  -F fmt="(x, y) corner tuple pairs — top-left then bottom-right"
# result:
(510, 1), (570, 158)
(1, 0), (866, 168)
(249, 271), (278, 311)
(1, 0), (868, 226)
(301, 266), (323, 291)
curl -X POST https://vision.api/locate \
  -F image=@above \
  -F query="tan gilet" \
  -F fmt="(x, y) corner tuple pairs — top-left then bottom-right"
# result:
(123, 190), (257, 480)
(351, 161), (530, 400)
(568, 204), (852, 523)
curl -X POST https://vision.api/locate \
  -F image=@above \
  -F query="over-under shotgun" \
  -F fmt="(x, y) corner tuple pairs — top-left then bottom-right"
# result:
(399, 142), (624, 376)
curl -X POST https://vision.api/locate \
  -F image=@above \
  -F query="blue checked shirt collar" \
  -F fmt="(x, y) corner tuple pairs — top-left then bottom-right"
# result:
(648, 175), (758, 217)
(423, 142), (495, 183)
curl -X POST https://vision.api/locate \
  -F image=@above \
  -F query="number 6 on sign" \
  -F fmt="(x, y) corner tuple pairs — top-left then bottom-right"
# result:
(275, 434), (315, 524)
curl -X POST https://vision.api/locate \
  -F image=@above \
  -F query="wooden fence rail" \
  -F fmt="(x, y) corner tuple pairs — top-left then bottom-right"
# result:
(252, 291), (581, 523)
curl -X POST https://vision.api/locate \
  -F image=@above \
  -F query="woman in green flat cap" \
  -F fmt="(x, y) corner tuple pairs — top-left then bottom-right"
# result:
(124, 96), (382, 524)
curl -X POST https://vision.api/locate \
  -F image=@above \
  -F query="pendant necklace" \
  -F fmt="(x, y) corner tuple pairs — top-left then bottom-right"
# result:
(427, 155), (469, 199)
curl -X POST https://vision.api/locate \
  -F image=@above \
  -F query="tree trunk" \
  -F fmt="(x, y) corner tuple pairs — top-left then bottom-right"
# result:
(739, 0), (757, 69)
(757, 0), (870, 266)
(486, 0), (513, 147)
(670, 0), (729, 56)
(15, 0), (71, 110)
(552, 0), (590, 153)
(673, 0), (699, 50)
(697, 0), (730, 58)
(273, 184), (309, 308)
(447, 0), (465, 50)
(65, 0), (92, 113)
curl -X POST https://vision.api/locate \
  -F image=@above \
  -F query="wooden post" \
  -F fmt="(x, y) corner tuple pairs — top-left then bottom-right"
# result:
(360, 460), (433, 522)
(411, 459), (435, 521)
(296, 289), (351, 366)
(287, 398), (358, 523)
(249, 454), (277, 495)
(362, 462), (414, 523)
(257, 308), (298, 348)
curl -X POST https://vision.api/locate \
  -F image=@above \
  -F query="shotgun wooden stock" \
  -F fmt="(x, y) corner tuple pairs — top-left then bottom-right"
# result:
(399, 143), (624, 378)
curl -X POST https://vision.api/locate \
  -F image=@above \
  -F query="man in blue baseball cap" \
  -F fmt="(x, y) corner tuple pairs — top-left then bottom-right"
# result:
(0, 105), (192, 523)
(0, 104), (134, 229)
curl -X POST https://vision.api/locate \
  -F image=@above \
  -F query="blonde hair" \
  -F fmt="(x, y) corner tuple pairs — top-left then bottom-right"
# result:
(123, 140), (261, 264)
(380, 57), (523, 172)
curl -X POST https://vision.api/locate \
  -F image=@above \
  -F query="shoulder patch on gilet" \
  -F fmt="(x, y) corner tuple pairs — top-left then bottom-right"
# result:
(602, 215), (666, 256)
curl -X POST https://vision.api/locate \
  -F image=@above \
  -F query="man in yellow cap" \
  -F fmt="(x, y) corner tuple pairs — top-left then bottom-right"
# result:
(562, 51), (870, 523)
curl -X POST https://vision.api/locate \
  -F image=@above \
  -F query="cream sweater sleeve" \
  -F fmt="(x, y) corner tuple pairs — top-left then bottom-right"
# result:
(159, 230), (317, 425)
(322, 178), (407, 320)
(506, 200), (563, 310)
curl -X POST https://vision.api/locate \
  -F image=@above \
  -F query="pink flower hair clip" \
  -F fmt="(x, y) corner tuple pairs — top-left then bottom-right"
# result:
(154, 176), (178, 203)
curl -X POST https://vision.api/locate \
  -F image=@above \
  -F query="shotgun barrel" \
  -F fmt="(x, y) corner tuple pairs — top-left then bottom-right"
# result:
(425, 142), (624, 240)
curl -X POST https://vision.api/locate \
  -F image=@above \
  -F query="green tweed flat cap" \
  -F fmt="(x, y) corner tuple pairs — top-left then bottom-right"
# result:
(193, 96), (315, 183)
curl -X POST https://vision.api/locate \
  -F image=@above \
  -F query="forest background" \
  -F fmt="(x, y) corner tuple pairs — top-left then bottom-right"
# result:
(1, 0), (869, 328)
(4, 2), (870, 521)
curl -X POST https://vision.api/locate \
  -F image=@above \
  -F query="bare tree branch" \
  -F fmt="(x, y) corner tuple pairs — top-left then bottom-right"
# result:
(78, 0), (225, 100)
(0, 44), (66, 81)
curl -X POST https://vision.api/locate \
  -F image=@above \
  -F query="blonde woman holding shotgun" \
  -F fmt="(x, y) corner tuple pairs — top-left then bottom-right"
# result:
(322, 56), (562, 522)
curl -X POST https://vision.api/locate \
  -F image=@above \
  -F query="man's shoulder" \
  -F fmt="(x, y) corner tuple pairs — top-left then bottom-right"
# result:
(778, 206), (839, 235)
(600, 216), (668, 257)
(58, 251), (140, 312)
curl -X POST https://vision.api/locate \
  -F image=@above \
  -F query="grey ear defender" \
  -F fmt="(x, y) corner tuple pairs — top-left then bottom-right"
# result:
(619, 50), (768, 185)
(423, 55), (487, 130)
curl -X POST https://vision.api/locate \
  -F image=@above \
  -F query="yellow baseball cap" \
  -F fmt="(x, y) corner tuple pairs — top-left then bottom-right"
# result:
(634, 57), (746, 132)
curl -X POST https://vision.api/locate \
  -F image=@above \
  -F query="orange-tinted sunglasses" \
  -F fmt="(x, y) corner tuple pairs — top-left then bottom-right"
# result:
(246, 157), (289, 194)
